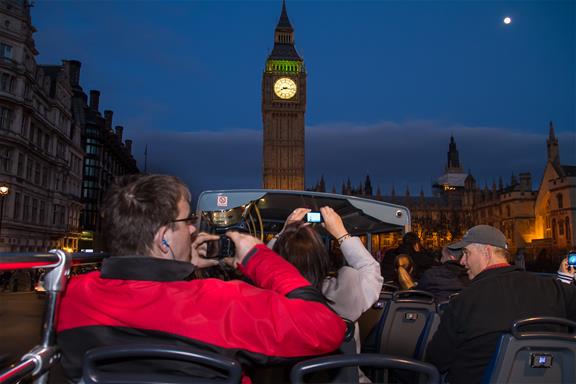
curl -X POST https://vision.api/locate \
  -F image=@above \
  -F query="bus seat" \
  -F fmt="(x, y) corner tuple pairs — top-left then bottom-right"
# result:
(482, 317), (576, 384)
(81, 344), (242, 384)
(364, 290), (438, 382)
(359, 283), (398, 352)
(290, 353), (440, 384)
(375, 290), (437, 357)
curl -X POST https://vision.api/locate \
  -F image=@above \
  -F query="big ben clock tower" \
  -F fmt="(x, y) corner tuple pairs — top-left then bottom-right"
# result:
(262, 0), (306, 190)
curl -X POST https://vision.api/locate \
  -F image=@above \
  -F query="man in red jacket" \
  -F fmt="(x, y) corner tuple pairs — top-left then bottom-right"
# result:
(57, 174), (346, 382)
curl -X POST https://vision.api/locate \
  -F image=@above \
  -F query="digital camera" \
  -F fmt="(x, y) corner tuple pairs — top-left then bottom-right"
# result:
(206, 235), (236, 259)
(306, 211), (322, 223)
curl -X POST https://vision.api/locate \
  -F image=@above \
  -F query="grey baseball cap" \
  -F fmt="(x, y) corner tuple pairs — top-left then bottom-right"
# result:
(448, 225), (508, 250)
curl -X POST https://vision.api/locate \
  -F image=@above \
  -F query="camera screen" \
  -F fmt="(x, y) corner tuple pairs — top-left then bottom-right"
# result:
(568, 253), (576, 266)
(306, 212), (322, 223)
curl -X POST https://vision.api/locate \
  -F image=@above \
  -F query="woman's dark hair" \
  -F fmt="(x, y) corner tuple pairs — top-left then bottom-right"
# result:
(272, 222), (331, 290)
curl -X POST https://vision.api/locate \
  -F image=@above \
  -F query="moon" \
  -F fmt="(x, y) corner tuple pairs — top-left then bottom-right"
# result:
(503, 17), (512, 24)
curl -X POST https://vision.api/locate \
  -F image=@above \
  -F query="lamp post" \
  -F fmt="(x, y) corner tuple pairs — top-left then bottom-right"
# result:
(0, 184), (9, 242)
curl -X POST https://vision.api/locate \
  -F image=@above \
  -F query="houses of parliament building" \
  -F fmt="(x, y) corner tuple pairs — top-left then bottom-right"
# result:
(311, 124), (575, 255)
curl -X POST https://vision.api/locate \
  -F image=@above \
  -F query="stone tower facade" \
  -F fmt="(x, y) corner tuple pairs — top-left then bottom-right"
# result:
(262, 0), (306, 190)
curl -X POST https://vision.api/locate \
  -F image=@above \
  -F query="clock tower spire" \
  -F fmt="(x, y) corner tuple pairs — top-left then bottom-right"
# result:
(262, 0), (306, 190)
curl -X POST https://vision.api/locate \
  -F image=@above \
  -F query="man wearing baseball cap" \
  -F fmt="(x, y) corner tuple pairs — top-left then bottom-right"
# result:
(426, 225), (576, 384)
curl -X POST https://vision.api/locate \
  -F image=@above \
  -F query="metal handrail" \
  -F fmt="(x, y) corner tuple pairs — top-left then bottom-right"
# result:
(0, 251), (108, 271)
(0, 250), (77, 384)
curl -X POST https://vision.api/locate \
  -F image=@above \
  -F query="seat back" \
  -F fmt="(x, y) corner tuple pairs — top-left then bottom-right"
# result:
(82, 344), (242, 384)
(377, 290), (437, 357)
(359, 283), (398, 352)
(483, 317), (576, 384)
(290, 353), (440, 384)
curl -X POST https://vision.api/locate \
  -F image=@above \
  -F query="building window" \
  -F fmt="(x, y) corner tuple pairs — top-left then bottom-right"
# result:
(26, 158), (32, 180)
(566, 218), (571, 245)
(0, 145), (11, 172)
(0, 43), (12, 59)
(31, 198), (38, 224)
(552, 218), (556, 240)
(23, 195), (30, 222)
(559, 218), (565, 236)
(0, 72), (14, 93)
(42, 166), (48, 187)
(21, 115), (29, 137)
(56, 140), (65, 159)
(17, 152), (23, 176)
(556, 193), (564, 209)
(39, 200), (46, 225)
(34, 162), (40, 184)
(43, 132), (50, 153)
(53, 204), (65, 226)
(13, 192), (20, 220)
(0, 106), (13, 129)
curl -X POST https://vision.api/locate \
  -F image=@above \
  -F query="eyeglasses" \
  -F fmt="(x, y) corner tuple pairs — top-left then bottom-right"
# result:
(169, 213), (199, 226)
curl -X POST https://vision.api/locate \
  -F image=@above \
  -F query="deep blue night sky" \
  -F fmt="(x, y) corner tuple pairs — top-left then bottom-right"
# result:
(32, 0), (575, 197)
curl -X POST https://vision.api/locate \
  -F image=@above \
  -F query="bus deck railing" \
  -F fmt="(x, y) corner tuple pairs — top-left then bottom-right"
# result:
(0, 250), (107, 384)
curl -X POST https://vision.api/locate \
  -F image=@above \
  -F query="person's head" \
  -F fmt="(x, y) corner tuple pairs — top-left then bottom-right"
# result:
(402, 232), (421, 252)
(449, 225), (509, 279)
(272, 222), (330, 290)
(102, 174), (196, 261)
(441, 246), (462, 263)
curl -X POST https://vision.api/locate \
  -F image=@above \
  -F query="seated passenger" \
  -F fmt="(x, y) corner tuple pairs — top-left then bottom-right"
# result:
(381, 232), (436, 281)
(426, 225), (576, 384)
(56, 175), (346, 383)
(268, 207), (383, 381)
(417, 246), (469, 302)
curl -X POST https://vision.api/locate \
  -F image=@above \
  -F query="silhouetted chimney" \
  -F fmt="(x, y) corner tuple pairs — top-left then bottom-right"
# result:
(104, 110), (113, 130)
(89, 90), (100, 111)
(115, 126), (124, 142)
(64, 60), (81, 86)
(125, 139), (132, 155)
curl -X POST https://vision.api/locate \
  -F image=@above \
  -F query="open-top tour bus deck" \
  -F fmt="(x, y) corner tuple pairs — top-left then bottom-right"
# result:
(0, 190), (412, 383)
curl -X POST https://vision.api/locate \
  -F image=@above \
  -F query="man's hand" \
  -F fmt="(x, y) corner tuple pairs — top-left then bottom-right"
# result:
(226, 231), (263, 266)
(320, 206), (348, 240)
(559, 257), (575, 275)
(190, 232), (220, 268)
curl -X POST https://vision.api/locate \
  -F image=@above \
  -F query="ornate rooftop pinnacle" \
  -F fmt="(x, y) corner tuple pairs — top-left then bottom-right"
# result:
(276, 0), (293, 30)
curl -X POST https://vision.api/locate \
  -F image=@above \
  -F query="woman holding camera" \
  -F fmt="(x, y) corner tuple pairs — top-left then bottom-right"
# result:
(267, 206), (383, 381)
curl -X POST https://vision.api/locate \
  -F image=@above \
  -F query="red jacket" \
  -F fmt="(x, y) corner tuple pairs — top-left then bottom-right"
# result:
(57, 245), (346, 381)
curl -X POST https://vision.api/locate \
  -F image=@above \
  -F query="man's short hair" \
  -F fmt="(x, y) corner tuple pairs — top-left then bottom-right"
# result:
(102, 174), (190, 256)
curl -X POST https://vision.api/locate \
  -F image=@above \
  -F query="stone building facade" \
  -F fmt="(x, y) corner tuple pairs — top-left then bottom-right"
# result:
(0, 0), (138, 253)
(0, 0), (83, 252)
(65, 61), (139, 252)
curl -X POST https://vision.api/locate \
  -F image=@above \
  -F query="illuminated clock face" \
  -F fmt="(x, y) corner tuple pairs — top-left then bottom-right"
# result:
(274, 77), (297, 99)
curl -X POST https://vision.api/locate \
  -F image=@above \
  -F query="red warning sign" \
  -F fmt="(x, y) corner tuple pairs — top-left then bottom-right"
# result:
(217, 195), (228, 207)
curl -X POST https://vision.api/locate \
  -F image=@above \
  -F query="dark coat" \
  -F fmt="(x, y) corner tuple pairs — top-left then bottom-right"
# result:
(417, 261), (469, 302)
(426, 265), (576, 384)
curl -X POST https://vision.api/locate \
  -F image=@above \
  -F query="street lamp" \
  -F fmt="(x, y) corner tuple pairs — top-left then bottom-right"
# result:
(0, 184), (9, 242)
